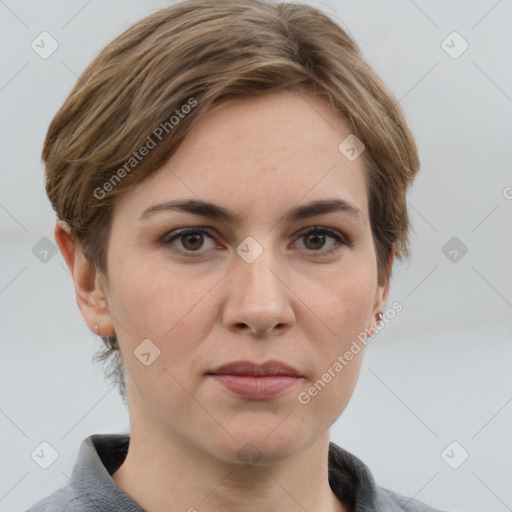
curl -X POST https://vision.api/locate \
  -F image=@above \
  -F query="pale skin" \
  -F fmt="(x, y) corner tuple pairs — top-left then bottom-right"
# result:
(55, 90), (392, 512)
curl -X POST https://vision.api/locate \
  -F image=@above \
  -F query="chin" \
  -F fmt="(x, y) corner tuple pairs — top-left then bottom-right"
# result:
(226, 440), (295, 467)
(210, 421), (313, 467)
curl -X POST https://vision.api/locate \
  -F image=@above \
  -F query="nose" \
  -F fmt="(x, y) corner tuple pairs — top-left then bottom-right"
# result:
(221, 243), (295, 337)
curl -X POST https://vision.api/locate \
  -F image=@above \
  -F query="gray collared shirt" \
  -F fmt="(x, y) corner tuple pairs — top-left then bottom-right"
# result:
(26, 434), (449, 511)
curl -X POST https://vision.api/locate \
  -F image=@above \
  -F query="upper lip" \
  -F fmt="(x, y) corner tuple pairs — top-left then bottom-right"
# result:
(207, 360), (302, 377)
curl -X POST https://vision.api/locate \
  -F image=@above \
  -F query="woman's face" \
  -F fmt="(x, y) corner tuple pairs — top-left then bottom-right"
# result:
(100, 90), (389, 463)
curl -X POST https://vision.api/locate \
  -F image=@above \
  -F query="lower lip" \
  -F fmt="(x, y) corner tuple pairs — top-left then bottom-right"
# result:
(209, 374), (301, 399)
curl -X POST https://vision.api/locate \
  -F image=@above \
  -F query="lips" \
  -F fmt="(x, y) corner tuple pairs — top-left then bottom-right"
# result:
(207, 360), (302, 378)
(207, 360), (302, 399)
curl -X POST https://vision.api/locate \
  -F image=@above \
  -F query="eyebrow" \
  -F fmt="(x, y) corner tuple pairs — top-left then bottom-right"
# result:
(138, 198), (363, 224)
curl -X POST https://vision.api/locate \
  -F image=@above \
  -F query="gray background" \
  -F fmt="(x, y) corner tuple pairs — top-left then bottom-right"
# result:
(1, 0), (511, 511)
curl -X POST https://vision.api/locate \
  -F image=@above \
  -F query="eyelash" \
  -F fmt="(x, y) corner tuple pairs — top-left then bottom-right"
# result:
(161, 226), (352, 257)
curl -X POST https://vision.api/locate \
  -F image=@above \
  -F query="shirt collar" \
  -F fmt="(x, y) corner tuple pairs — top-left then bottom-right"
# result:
(70, 433), (378, 511)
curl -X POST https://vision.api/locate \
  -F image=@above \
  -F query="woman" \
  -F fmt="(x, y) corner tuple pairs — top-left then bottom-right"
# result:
(27, 0), (448, 510)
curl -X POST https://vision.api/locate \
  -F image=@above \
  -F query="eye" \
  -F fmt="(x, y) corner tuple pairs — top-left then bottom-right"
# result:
(294, 227), (349, 254)
(162, 227), (216, 254)
(162, 226), (350, 256)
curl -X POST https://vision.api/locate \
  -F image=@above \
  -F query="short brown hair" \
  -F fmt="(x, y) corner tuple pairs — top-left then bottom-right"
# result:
(43, 0), (420, 404)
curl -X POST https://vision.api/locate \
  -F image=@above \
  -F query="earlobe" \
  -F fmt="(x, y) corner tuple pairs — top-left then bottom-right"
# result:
(54, 220), (115, 336)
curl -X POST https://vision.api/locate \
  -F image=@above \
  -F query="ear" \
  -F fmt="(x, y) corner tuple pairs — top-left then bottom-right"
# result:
(54, 220), (115, 336)
(369, 246), (394, 330)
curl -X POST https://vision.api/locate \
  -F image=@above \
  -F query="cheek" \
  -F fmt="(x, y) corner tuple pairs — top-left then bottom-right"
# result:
(107, 259), (221, 367)
(109, 256), (192, 326)
(312, 268), (376, 345)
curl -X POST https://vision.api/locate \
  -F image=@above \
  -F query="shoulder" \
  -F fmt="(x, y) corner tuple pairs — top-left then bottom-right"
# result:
(25, 433), (135, 512)
(375, 485), (452, 512)
(24, 434), (115, 511)
(25, 486), (81, 511)
(328, 442), (450, 511)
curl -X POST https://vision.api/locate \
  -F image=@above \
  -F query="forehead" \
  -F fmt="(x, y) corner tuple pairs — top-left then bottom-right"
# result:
(114, 90), (369, 226)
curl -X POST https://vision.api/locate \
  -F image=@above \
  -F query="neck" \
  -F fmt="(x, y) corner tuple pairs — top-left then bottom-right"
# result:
(112, 422), (347, 512)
